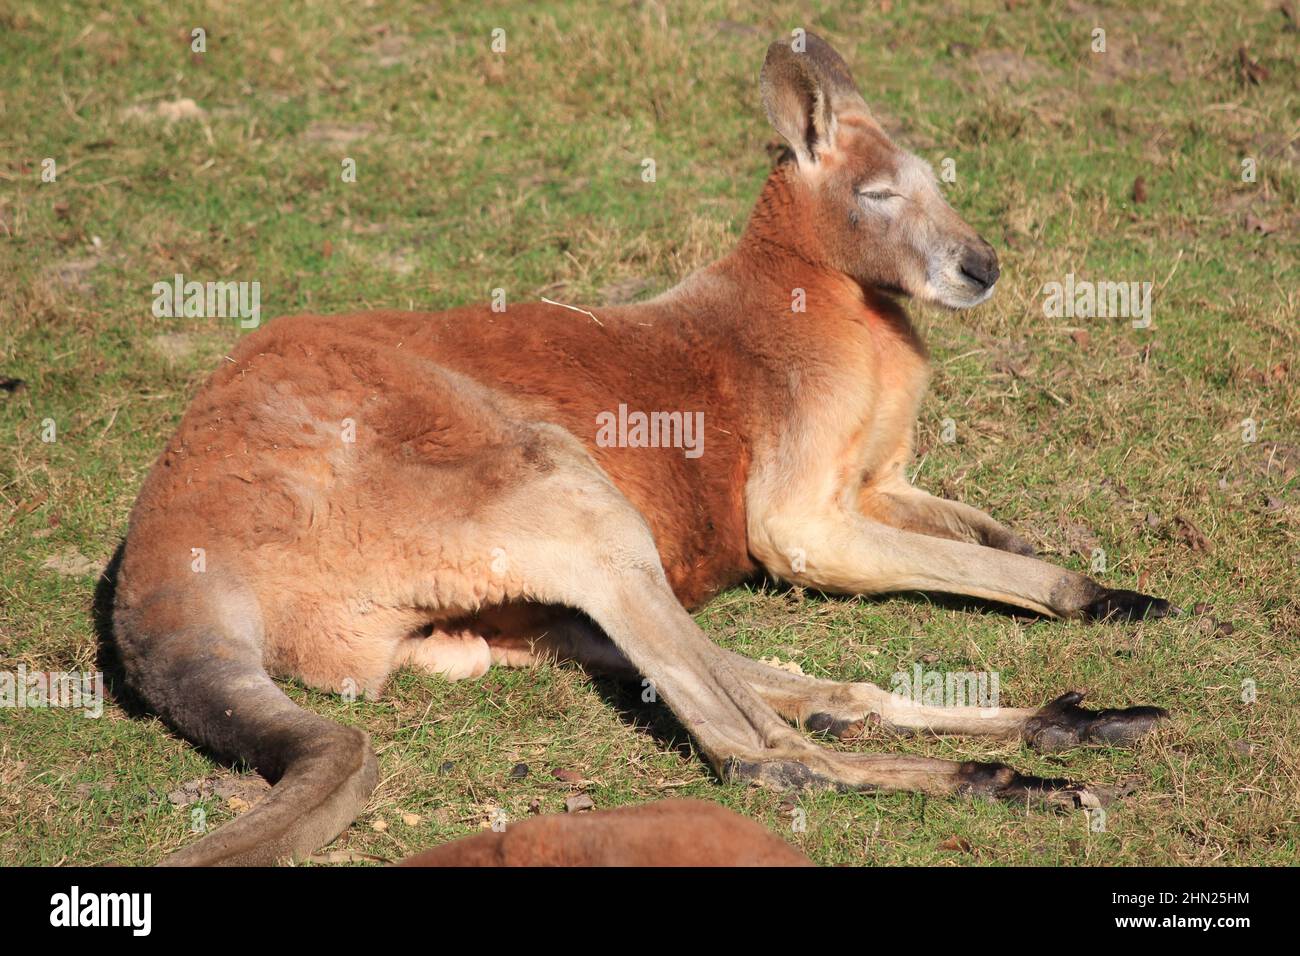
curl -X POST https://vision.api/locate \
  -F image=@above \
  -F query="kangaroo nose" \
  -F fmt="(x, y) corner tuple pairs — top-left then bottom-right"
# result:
(959, 245), (1000, 290)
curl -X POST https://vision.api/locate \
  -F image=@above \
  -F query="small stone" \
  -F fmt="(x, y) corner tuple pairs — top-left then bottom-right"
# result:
(509, 762), (529, 779)
(564, 794), (595, 813)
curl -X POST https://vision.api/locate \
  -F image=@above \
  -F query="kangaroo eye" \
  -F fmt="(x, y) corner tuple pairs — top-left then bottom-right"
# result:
(859, 188), (899, 201)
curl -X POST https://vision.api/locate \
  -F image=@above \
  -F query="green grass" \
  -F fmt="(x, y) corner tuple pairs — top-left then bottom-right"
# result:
(1, 0), (1297, 866)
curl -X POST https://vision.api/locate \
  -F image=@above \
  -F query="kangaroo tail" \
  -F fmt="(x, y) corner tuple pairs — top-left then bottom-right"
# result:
(115, 584), (378, 866)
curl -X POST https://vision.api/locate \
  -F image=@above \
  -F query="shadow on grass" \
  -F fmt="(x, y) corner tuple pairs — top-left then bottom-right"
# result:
(753, 574), (1055, 622)
(849, 589), (1053, 622)
(91, 540), (151, 720)
(588, 672), (699, 766)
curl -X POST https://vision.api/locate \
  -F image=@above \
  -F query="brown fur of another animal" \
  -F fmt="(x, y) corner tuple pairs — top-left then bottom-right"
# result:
(398, 800), (812, 867)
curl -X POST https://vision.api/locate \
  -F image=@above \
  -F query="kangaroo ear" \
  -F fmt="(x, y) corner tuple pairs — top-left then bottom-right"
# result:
(760, 31), (864, 166)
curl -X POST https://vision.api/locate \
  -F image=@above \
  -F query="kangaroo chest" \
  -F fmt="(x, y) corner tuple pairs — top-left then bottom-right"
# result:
(755, 302), (933, 517)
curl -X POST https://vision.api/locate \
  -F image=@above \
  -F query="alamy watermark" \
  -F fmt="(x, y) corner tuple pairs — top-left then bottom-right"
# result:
(1, 665), (103, 718)
(595, 404), (705, 459)
(49, 886), (150, 936)
(1041, 273), (1151, 328)
(151, 273), (261, 328)
(891, 664), (1000, 710)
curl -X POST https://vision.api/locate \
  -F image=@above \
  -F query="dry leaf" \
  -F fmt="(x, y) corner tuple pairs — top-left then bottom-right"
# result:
(938, 835), (972, 853)
(759, 655), (804, 675)
(1237, 46), (1269, 85)
(1174, 515), (1212, 553)
(122, 98), (206, 123)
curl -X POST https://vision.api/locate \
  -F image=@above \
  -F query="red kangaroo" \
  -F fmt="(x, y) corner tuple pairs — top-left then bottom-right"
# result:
(113, 32), (1170, 865)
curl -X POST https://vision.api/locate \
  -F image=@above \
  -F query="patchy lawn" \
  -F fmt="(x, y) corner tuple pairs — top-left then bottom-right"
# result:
(1, 0), (1296, 865)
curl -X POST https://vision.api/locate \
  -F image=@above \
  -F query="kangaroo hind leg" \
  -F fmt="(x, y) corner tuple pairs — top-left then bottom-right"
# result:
(492, 439), (1090, 807)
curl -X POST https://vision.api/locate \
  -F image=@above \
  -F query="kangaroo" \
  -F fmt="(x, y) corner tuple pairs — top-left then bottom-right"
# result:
(113, 33), (1171, 866)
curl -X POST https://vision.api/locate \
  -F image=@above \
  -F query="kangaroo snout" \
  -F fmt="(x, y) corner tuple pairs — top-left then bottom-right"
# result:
(958, 241), (1000, 292)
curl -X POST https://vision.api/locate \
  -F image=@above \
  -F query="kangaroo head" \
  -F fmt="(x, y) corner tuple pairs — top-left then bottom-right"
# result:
(759, 32), (999, 309)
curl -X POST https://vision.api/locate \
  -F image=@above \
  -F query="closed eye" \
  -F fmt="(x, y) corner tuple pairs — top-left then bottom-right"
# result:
(858, 188), (900, 201)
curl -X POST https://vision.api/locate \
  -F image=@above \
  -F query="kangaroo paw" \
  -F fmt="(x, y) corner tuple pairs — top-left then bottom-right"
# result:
(955, 761), (1086, 808)
(1023, 691), (1167, 752)
(1083, 588), (1178, 622)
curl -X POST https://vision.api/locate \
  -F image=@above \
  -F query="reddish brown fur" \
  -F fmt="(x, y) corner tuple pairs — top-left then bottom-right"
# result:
(116, 161), (928, 631)
(398, 799), (812, 867)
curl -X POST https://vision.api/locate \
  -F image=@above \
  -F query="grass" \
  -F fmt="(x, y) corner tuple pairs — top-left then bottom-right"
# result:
(1, 0), (1297, 866)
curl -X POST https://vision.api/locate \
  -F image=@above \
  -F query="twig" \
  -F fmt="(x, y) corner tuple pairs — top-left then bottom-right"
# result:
(541, 297), (603, 327)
